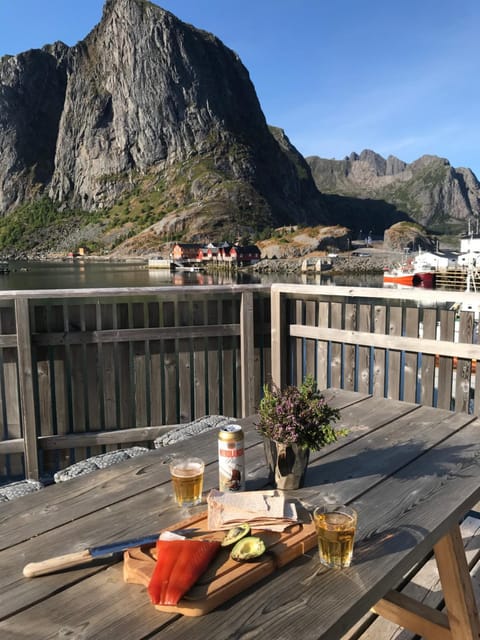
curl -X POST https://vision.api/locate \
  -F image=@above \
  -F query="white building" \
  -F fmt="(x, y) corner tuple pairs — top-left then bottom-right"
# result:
(413, 250), (459, 270)
(460, 237), (480, 253)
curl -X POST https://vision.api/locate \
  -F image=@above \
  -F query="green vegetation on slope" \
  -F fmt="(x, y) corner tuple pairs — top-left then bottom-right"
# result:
(0, 197), (93, 252)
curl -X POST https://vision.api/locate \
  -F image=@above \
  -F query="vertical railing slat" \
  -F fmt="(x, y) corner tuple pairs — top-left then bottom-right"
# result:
(404, 307), (419, 403)
(387, 306), (402, 400)
(15, 298), (39, 480)
(270, 287), (285, 389)
(240, 291), (255, 417)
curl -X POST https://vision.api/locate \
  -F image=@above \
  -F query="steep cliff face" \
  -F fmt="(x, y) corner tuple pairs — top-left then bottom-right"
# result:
(307, 150), (480, 232)
(0, 43), (69, 213)
(0, 0), (329, 249)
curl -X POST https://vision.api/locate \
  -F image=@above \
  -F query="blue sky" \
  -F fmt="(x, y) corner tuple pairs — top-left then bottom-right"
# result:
(1, 0), (479, 177)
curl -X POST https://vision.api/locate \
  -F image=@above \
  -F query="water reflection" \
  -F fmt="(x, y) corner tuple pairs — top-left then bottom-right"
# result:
(0, 260), (384, 291)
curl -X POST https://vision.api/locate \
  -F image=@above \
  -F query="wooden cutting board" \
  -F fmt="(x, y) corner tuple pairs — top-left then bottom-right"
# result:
(123, 510), (317, 616)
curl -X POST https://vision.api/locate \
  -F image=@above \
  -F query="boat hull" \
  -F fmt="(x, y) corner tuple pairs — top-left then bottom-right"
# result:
(384, 273), (416, 286)
(383, 271), (435, 288)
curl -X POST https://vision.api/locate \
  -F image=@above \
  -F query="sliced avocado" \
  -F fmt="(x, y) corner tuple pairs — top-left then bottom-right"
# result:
(230, 536), (266, 561)
(221, 523), (251, 547)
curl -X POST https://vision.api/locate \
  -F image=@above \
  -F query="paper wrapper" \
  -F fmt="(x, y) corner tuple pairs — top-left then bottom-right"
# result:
(207, 489), (298, 532)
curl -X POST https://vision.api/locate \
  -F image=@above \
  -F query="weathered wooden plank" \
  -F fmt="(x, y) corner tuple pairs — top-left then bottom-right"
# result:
(437, 309), (455, 411)
(455, 311), (474, 414)
(269, 282), (478, 307)
(270, 287), (285, 388)
(207, 299), (221, 416)
(0, 284), (270, 302)
(0, 335), (18, 347)
(373, 304), (386, 398)
(316, 300), (329, 391)
(0, 305), (22, 478)
(403, 307), (419, 404)
(434, 525), (480, 640)
(289, 324), (480, 360)
(36, 426), (170, 449)
(387, 306), (402, 400)
(192, 299), (208, 419)
(240, 291), (255, 417)
(115, 303), (134, 430)
(373, 590), (451, 640)
(344, 303), (356, 391)
(292, 299), (302, 387)
(0, 561), (169, 640)
(178, 300), (193, 422)
(305, 300), (316, 379)
(420, 307), (437, 407)
(221, 298), (235, 417)
(1, 347), (22, 477)
(14, 298), (39, 480)
(253, 294), (269, 408)
(357, 303), (371, 394)
(330, 302), (343, 388)
(32, 323), (242, 346)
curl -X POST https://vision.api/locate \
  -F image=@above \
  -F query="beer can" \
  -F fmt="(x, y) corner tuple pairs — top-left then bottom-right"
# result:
(218, 424), (245, 491)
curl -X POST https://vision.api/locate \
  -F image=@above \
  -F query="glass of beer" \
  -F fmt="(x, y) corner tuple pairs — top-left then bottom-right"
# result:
(313, 504), (357, 569)
(169, 457), (205, 507)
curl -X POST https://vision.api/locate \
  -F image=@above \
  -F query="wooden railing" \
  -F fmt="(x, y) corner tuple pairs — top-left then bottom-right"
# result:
(3, 282), (480, 483)
(0, 285), (271, 482)
(271, 284), (480, 415)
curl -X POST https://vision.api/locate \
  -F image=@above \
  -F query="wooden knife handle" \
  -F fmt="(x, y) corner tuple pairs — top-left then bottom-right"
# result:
(23, 549), (93, 578)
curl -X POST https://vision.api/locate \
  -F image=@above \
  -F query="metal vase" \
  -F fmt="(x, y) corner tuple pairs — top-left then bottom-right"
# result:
(263, 438), (310, 490)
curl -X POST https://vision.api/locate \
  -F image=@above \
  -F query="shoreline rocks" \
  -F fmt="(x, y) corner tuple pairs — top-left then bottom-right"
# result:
(247, 254), (393, 275)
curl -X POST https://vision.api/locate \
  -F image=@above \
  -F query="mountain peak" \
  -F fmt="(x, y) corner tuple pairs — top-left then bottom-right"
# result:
(307, 150), (480, 232)
(0, 0), (329, 254)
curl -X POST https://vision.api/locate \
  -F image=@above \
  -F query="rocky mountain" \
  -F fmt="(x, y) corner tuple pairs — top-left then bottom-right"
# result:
(307, 150), (480, 235)
(0, 0), (329, 256)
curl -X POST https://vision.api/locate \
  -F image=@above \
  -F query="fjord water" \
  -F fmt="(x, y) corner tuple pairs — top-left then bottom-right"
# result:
(0, 261), (384, 290)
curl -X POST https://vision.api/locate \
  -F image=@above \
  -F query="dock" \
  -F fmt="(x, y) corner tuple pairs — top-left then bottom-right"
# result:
(435, 268), (480, 291)
(147, 258), (174, 270)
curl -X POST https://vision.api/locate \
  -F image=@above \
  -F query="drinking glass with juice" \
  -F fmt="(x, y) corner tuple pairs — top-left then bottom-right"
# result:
(169, 457), (205, 507)
(313, 504), (357, 569)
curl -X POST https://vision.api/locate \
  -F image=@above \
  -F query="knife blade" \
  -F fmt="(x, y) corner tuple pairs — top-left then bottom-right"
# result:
(23, 532), (163, 578)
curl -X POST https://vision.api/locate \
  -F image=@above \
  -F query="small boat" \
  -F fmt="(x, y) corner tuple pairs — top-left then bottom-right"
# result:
(383, 264), (435, 288)
(384, 250), (436, 288)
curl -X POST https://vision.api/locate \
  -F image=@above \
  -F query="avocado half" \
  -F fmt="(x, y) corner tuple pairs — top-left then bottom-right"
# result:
(221, 523), (251, 547)
(230, 536), (266, 561)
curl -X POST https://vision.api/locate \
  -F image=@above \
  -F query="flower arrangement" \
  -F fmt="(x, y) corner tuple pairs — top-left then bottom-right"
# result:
(257, 376), (343, 451)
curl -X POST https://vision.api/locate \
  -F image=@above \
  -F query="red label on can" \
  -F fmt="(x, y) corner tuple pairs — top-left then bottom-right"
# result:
(218, 431), (245, 491)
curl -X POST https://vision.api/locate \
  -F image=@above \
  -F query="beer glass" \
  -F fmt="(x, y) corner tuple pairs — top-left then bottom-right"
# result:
(313, 504), (357, 569)
(169, 457), (205, 506)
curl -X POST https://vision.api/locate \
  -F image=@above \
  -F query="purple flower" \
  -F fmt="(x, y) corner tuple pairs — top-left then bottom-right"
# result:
(257, 375), (342, 451)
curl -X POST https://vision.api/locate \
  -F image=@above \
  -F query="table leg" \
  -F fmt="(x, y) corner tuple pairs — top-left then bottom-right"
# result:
(433, 523), (480, 640)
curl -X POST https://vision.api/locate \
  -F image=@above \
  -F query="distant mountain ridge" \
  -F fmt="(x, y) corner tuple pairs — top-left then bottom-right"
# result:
(307, 150), (480, 234)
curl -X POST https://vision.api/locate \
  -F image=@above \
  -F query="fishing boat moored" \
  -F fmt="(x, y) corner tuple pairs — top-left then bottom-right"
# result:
(383, 263), (435, 287)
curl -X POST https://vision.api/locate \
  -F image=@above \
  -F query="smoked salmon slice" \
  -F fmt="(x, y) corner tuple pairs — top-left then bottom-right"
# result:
(147, 539), (221, 605)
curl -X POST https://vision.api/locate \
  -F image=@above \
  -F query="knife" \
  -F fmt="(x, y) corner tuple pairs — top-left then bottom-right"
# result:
(23, 532), (164, 578)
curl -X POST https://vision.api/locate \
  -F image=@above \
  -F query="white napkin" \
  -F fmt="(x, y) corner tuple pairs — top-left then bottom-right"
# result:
(207, 489), (298, 532)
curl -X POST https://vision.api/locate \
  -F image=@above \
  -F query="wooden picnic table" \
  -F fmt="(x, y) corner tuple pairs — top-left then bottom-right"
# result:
(1, 389), (480, 639)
